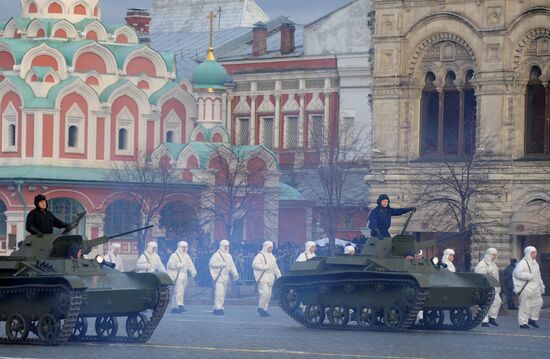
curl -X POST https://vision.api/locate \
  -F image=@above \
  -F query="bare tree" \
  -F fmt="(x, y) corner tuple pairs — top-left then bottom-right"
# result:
(412, 146), (499, 270)
(194, 143), (279, 243)
(305, 116), (370, 254)
(107, 154), (179, 254)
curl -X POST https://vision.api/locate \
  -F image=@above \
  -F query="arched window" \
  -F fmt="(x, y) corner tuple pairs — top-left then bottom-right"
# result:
(68, 125), (78, 148)
(48, 2), (63, 14)
(28, 2), (38, 14)
(8, 124), (16, 146)
(118, 128), (128, 150)
(525, 66), (549, 155)
(104, 200), (141, 239)
(2, 103), (18, 152)
(137, 80), (149, 89)
(166, 131), (174, 143)
(36, 28), (45, 37)
(48, 198), (86, 235)
(85, 75), (99, 86)
(116, 34), (129, 44)
(73, 4), (87, 15)
(420, 70), (477, 156)
(0, 200), (7, 238)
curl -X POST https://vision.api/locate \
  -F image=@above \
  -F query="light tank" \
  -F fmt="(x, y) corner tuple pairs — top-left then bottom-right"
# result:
(276, 214), (499, 332)
(0, 212), (172, 345)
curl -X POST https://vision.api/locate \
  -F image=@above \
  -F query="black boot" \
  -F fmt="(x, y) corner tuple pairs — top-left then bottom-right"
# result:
(178, 305), (186, 313)
(520, 324), (530, 329)
(258, 308), (270, 317)
(481, 322), (490, 327)
(171, 307), (181, 314)
(489, 318), (499, 327)
(528, 319), (540, 328)
(213, 309), (224, 316)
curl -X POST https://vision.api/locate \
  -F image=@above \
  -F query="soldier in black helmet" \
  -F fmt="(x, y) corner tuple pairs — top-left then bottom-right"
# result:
(368, 194), (416, 239)
(25, 194), (69, 237)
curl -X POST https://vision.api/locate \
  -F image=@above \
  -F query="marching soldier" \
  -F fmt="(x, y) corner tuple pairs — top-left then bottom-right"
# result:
(252, 241), (282, 317)
(209, 240), (239, 315)
(136, 241), (166, 273)
(167, 241), (197, 313)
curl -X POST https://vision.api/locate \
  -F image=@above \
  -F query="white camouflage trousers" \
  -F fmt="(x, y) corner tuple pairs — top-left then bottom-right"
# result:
(172, 277), (188, 308)
(214, 280), (228, 310)
(258, 280), (274, 310)
(483, 287), (502, 322)
(518, 290), (543, 325)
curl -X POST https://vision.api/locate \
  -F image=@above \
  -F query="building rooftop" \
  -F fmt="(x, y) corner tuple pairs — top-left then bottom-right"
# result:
(150, 0), (269, 34)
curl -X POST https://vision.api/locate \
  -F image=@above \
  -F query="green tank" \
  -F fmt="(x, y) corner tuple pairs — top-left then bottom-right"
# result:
(0, 212), (172, 345)
(276, 217), (498, 332)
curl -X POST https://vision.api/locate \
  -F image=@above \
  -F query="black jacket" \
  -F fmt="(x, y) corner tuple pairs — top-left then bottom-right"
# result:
(25, 198), (68, 235)
(368, 194), (414, 238)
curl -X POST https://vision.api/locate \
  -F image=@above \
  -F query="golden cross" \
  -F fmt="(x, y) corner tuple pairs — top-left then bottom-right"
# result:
(207, 11), (217, 50)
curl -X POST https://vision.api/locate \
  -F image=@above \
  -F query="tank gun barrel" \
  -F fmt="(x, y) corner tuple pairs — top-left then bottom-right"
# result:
(81, 225), (154, 254)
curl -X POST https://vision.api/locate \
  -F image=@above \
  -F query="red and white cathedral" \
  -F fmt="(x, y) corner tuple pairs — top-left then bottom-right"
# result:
(0, 0), (290, 257)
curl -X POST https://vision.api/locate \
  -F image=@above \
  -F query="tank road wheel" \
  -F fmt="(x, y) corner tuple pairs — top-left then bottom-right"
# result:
(6, 313), (30, 340)
(280, 288), (301, 311)
(423, 310), (445, 329)
(304, 304), (326, 326)
(95, 316), (118, 339)
(126, 313), (148, 340)
(450, 308), (472, 329)
(71, 317), (88, 340)
(384, 304), (405, 330)
(356, 305), (377, 328)
(327, 305), (350, 326)
(37, 314), (61, 344)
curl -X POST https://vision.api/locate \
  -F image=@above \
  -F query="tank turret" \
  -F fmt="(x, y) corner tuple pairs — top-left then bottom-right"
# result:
(275, 212), (498, 332)
(0, 212), (171, 345)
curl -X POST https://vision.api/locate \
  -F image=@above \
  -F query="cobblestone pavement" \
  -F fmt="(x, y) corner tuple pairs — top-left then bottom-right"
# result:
(0, 305), (549, 359)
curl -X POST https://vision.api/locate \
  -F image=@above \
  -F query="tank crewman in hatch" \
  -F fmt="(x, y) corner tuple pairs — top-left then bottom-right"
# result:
(368, 194), (416, 239)
(25, 194), (69, 237)
(296, 241), (317, 262)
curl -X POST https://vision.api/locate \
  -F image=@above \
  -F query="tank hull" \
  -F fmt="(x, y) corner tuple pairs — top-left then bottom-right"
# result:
(0, 259), (171, 345)
(276, 265), (497, 331)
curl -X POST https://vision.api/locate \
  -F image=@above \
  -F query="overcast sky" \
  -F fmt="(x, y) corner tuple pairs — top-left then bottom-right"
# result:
(2, 0), (352, 25)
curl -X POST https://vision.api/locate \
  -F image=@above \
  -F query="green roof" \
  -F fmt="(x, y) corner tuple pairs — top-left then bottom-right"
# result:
(0, 39), (38, 63)
(12, 17), (32, 30)
(5, 75), (77, 109)
(0, 21), (6, 32)
(0, 166), (112, 182)
(99, 79), (128, 102)
(279, 183), (305, 201)
(150, 81), (178, 105)
(192, 59), (228, 90)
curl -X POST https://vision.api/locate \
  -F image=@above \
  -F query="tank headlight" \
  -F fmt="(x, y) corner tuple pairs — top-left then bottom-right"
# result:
(431, 256), (439, 266)
(95, 255), (105, 264)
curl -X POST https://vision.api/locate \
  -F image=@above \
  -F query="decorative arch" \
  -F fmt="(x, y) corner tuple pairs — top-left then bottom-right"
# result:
(26, 19), (47, 38)
(404, 12), (480, 39)
(42, 189), (95, 210)
(28, 1), (38, 14)
(51, 20), (78, 39)
(73, 43), (117, 74)
(47, 1), (63, 14)
(82, 20), (109, 42)
(408, 33), (478, 76)
(22, 45), (67, 74)
(103, 199), (141, 238)
(85, 75), (99, 86)
(113, 26), (139, 44)
(54, 79), (100, 109)
(72, 2), (90, 16)
(513, 28), (550, 71)
(124, 47), (168, 78)
(3, 18), (23, 39)
(106, 81), (149, 116)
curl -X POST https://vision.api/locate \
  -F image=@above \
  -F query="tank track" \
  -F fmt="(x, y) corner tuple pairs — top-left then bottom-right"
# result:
(0, 284), (83, 345)
(278, 278), (428, 332)
(71, 284), (170, 343)
(410, 287), (496, 331)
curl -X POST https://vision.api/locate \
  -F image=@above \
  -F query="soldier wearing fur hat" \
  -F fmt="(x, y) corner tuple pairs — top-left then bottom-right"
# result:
(368, 194), (415, 239)
(25, 194), (69, 237)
